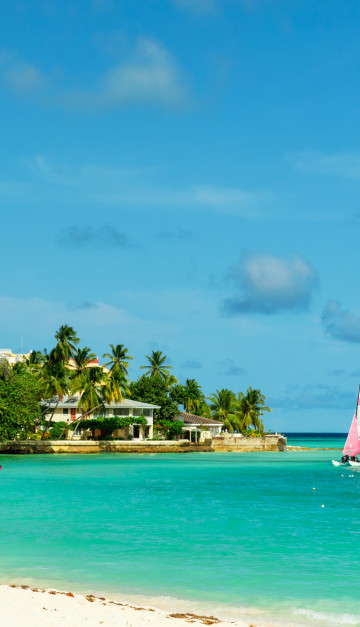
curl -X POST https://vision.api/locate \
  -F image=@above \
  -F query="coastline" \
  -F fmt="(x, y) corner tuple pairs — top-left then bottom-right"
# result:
(1, 584), (267, 627)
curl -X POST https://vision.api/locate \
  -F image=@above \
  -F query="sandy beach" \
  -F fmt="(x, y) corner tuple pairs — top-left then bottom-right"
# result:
(0, 585), (265, 627)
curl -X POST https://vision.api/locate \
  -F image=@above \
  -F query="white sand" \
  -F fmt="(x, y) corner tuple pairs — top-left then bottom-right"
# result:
(0, 584), (262, 627)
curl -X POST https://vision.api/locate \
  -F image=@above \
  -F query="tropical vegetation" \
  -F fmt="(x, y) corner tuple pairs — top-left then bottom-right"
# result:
(0, 325), (271, 441)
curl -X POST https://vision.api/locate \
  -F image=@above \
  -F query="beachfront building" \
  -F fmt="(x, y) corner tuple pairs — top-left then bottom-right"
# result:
(0, 348), (31, 364)
(177, 411), (223, 442)
(48, 396), (159, 440)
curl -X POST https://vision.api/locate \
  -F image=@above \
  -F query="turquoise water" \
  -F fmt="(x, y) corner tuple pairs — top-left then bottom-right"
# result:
(0, 449), (359, 626)
(285, 433), (346, 449)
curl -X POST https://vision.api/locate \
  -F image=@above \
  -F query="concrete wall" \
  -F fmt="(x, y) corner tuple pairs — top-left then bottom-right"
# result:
(0, 440), (213, 454)
(0, 435), (286, 454)
(211, 434), (287, 452)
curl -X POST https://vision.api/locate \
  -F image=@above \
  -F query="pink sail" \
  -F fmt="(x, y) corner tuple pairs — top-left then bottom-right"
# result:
(343, 389), (360, 456)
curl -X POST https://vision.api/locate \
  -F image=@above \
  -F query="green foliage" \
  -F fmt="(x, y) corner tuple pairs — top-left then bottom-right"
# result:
(208, 387), (271, 434)
(29, 432), (42, 440)
(102, 344), (133, 377)
(155, 419), (184, 439)
(49, 421), (69, 440)
(236, 387), (271, 434)
(140, 350), (172, 380)
(0, 358), (12, 381)
(170, 378), (209, 416)
(54, 324), (79, 364)
(129, 375), (179, 420)
(208, 389), (240, 433)
(0, 369), (43, 441)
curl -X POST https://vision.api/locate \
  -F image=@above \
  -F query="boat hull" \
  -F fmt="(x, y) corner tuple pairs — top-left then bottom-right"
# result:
(331, 460), (349, 467)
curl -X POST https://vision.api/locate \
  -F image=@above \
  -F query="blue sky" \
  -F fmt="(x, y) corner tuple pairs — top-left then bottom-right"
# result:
(1, 0), (360, 431)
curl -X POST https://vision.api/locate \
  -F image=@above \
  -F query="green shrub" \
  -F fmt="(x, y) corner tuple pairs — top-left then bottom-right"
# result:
(29, 432), (42, 440)
(49, 421), (68, 440)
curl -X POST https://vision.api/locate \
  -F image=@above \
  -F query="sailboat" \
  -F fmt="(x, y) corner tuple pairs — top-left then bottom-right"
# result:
(332, 387), (360, 467)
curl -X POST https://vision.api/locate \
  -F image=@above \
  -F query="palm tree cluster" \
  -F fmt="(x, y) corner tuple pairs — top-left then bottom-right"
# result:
(23, 326), (271, 437)
(208, 388), (271, 434)
(27, 326), (133, 439)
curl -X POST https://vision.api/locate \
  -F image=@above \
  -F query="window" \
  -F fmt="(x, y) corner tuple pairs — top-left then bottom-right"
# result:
(142, 409), (151, 417)
(62, 408), (69, 415)
(114, 408), (129, 416)
(132, 409), (143, 417)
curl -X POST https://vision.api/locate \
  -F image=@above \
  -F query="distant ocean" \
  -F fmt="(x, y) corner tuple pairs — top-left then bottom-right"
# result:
(0, 446), (359, 627)
(285, 432), (346, 449)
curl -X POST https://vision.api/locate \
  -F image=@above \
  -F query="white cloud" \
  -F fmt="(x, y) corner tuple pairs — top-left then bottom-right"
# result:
(0, 295), (138, 335)
(221, 252), (318, 315)
(271, 383), (354, 410)
(24, 155), (267, 216)
(61, 38), (187, 110)
(291, 150), (360, 180)
(0, 52), (45, 93)
(322, 300), (360, 343)
(0, 39), (187, 110)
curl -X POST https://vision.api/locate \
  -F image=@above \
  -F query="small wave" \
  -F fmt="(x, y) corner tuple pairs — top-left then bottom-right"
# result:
(293, 607), (360, 625)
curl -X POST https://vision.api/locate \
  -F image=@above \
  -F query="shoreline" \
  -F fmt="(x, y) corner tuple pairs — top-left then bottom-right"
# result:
(1, 583), (268, 627)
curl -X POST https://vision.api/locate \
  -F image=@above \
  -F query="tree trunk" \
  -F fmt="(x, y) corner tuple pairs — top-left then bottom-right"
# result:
(68, 404), (104, 440)
(41, 398), (60, 440)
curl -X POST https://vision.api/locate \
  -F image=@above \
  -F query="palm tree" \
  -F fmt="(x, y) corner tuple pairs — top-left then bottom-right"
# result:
(70, 366), (106, 439)
(102, 344), (133, 378)
(102, 367), (129, 404)
(237, 387), (271, 434)
(26, 350), (44, 366)
(183, 379), (203, 413)
(208, 388), (240, 433)
(54, 325), (79, 364)
(164, 372), (179, 389)
(71, 347), (97, 379)
(140, 350), (172, 380)
(38, 349), (71, 439)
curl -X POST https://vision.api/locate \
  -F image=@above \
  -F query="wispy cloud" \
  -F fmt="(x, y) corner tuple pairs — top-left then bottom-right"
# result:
(180, 359), (202, 369)
(328, 368), (360, 378)
(24, 155), (267, 216)
(0, 294), (142, 336)
(172, 0), (216, 15)
(0, 51), (45, 94)
(0, 38), (187, 110)
(69, 301), (98, 310)
(91, 184), (267, 215)
(322, 300), (360, 343)
(271, 383), (354, 411)
(217, 358), (245, 376)
(221, 252), (318, 316)
(58, 225), (131, 249)
(291, 150), (360, 180)
(60, 38), (187, 110)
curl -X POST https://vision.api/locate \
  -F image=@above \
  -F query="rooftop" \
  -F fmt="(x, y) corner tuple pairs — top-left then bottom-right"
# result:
(177, 411), (223, 426)
(46, 396), (160, 409)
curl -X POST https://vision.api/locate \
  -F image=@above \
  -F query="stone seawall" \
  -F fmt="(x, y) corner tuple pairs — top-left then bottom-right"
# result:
(0, 440), (213, 454)
(211, 435), (287, 452)
(0, 435), (286, 454)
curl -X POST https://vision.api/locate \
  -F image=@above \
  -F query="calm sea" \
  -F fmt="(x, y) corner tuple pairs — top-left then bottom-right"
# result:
(0, 437), (358, 627)
(285, 432), (346, 449)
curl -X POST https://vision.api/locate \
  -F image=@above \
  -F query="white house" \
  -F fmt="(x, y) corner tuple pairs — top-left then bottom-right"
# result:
(177, 411), (223, 442)
(0, 348), (31, 365)
(47, 396), (160, 440)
